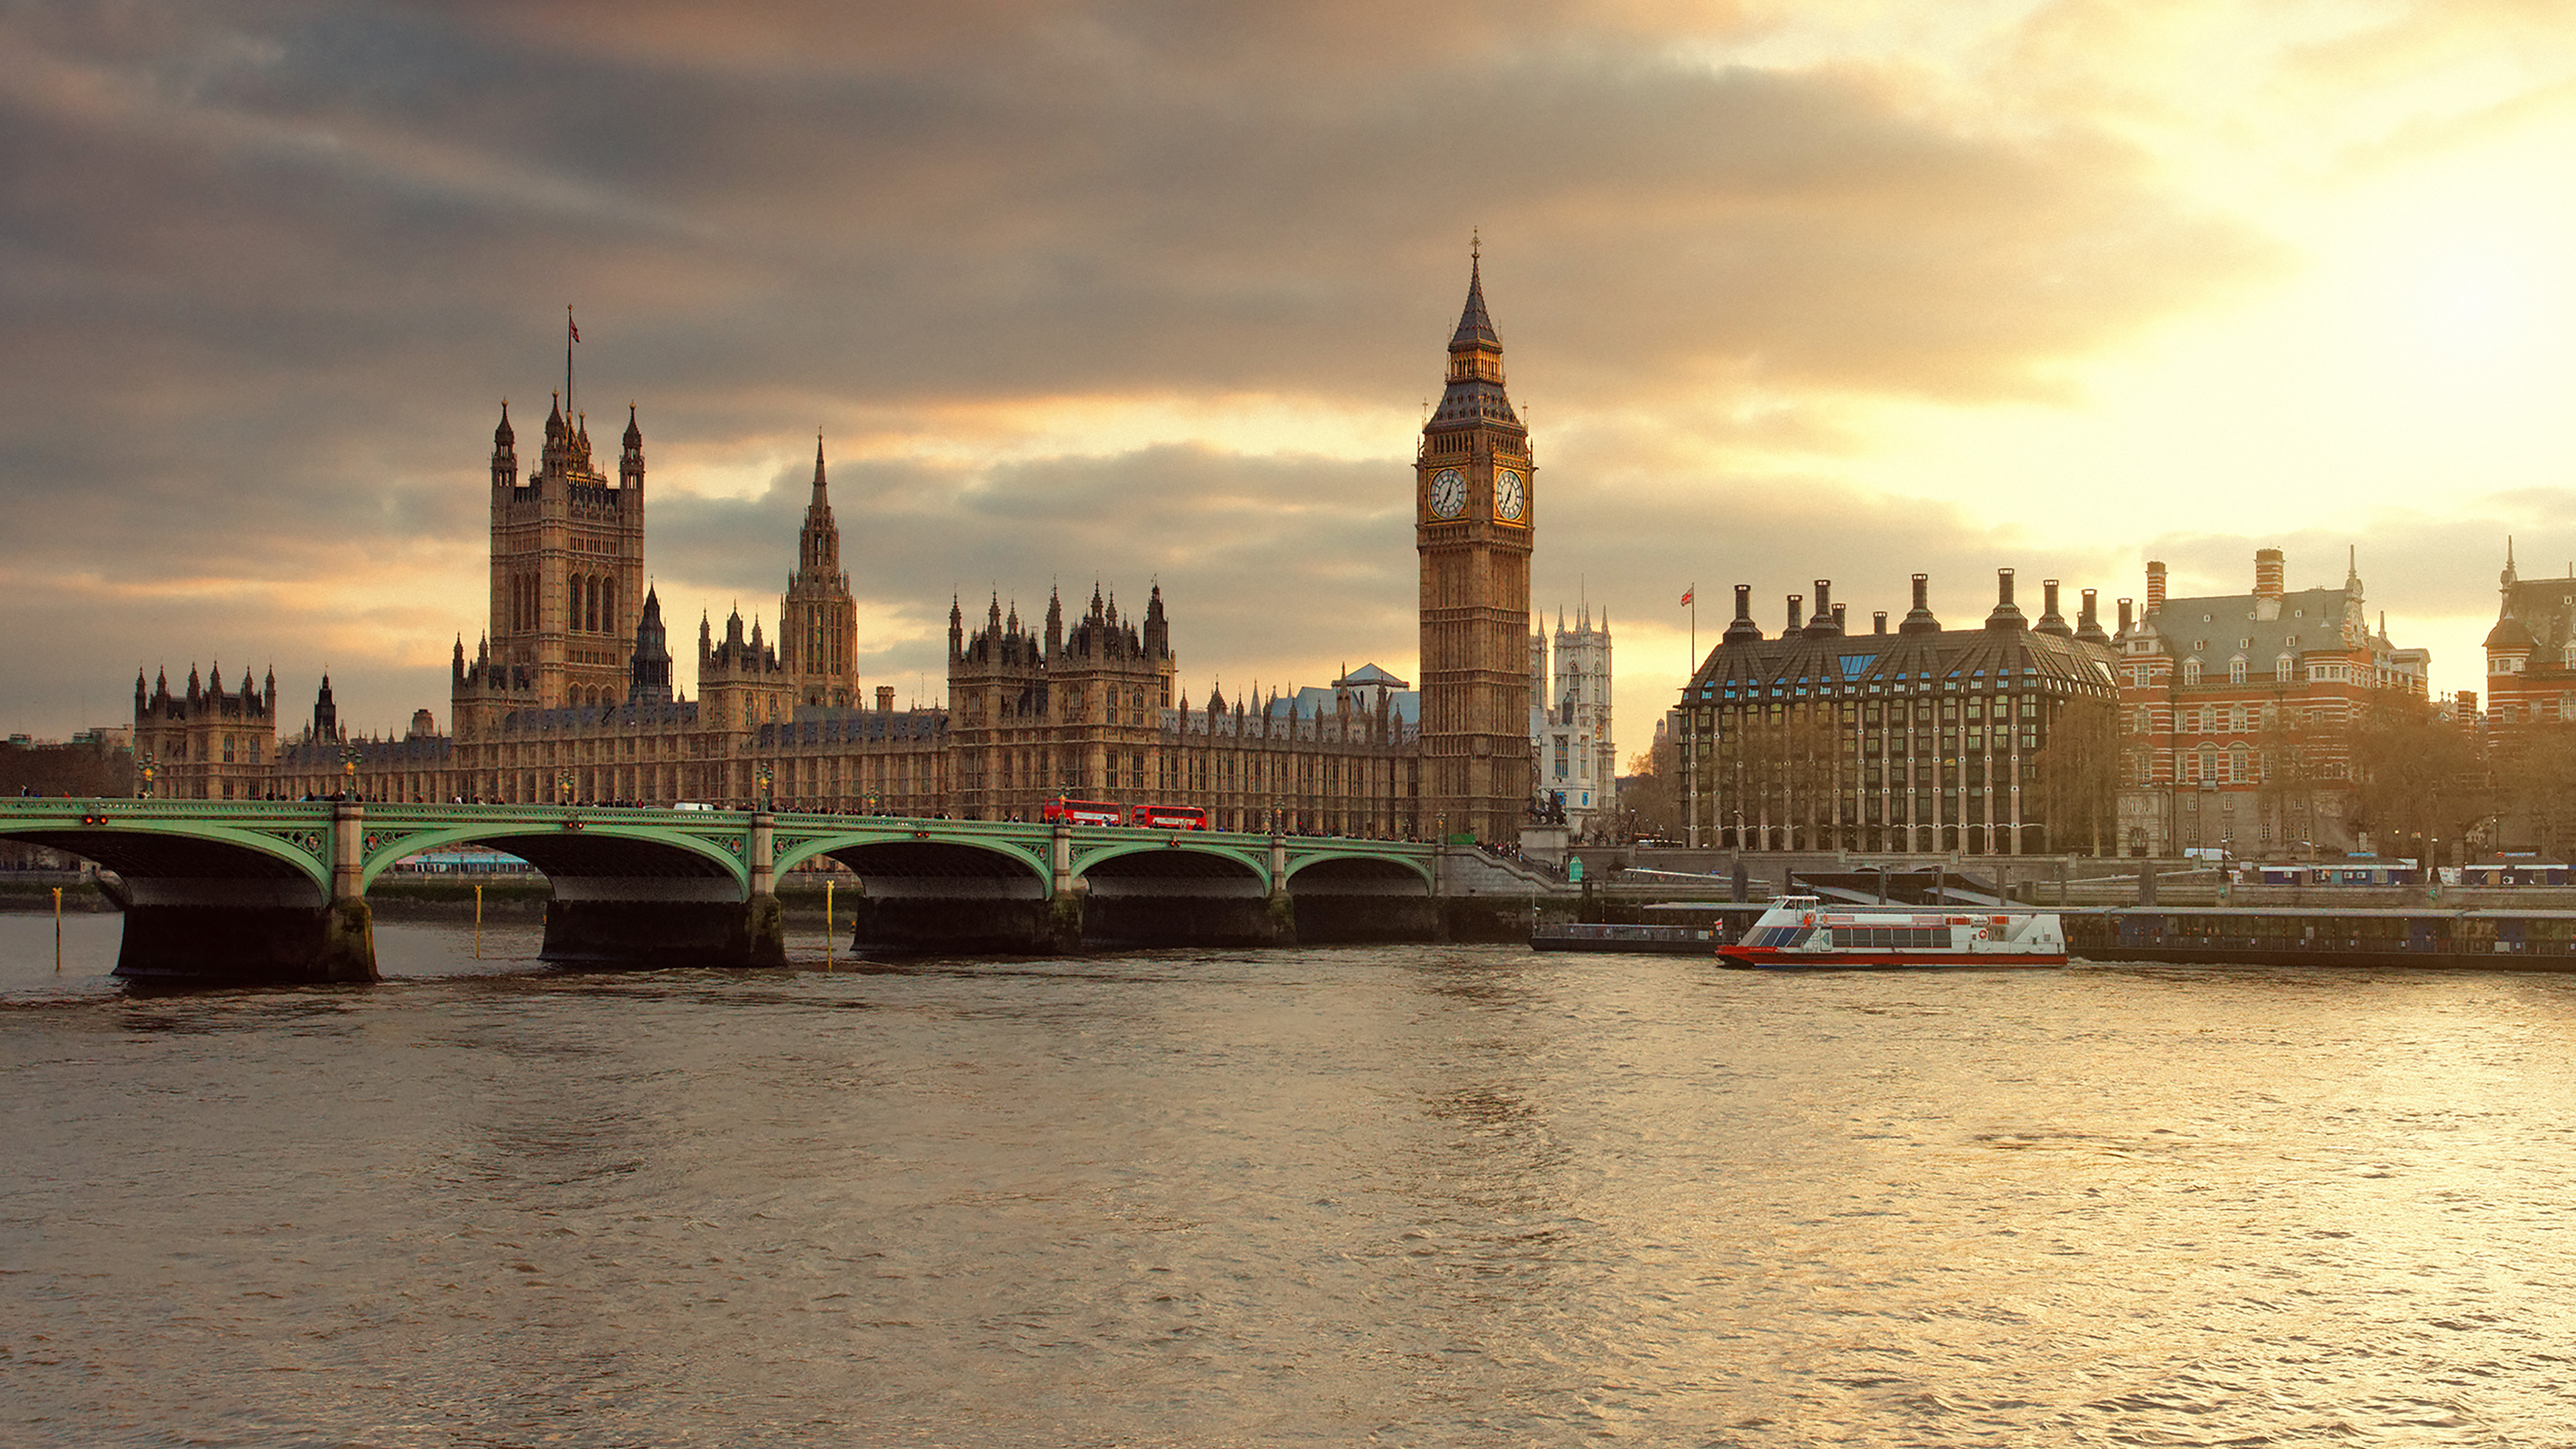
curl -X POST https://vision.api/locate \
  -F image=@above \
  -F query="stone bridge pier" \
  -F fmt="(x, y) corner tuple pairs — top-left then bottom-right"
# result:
(496, 812), (784, 968)
(1, 802), (380, 985)
(0, 800), (1445, 980)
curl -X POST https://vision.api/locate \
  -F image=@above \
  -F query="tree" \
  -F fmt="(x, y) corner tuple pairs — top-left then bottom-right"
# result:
(1617, 742), (1678, 840)
(2345, 689), (2486, 863)
(0, 740), (136, 798)
(2256, 696), (2337, 855)
(2489, 722), (2576, 859)
(2031, 695), (2118, 855)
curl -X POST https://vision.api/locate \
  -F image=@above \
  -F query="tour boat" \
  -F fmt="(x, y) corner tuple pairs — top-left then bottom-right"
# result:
(1715, 895), (2068, 969)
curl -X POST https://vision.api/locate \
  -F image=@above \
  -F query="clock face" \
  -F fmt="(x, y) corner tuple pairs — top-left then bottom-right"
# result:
(1428, 468), (1466, 519)
(1495, 469), (1526, 522)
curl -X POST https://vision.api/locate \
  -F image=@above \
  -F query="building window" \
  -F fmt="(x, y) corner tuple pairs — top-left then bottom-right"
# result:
(2229, 657), (2247, 685)
(2183, 661), (2202, 685)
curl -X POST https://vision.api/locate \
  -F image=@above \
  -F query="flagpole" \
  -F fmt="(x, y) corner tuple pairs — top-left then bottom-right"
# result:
(566, 305), (575, 419)
(1682, 583), (1699, 850)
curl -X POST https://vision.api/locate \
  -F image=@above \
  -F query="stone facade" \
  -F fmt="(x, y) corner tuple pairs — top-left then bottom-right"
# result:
(1531, 606), (1615, 838)
(1415, 253), (1534, 844)
(142, 283), (1515, 833)
(131, 663), (276, 800)
(780, 439), (861, 708)
(484, 396), (647, 712)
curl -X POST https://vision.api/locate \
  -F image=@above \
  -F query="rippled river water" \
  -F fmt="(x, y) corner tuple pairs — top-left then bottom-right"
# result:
(5, 914), (2576, 1447)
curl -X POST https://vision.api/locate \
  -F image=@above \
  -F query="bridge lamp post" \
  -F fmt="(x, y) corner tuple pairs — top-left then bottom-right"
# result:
(341, 745), (362, 801)
(556, 769), (574, 806)
(755, 762), (775, 810)
(138, 752), (156, 800)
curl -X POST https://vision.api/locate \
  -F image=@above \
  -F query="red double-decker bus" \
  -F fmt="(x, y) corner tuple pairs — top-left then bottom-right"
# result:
(1041, 798), (1124, 826)
(1128, 804), (1209, 830)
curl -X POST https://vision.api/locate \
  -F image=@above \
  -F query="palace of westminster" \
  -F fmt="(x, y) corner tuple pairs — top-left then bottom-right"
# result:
(119, 255), (2481, 861)
(128, 261), (1623, 845)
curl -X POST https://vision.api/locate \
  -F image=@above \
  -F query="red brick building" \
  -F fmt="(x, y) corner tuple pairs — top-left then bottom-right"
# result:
(2113, 547), (2428, 859)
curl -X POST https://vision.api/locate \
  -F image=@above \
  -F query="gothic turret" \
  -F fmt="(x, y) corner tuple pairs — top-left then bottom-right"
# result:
(311, 674), (339, 741)
(619, 404), (645, 491)
(628, 584), (674, 705)
(780, 433), (858, 706)
(491, 401), (518, 490)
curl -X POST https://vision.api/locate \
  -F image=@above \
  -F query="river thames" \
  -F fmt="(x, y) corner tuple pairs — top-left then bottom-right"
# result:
(5, 914), (2573, 1446)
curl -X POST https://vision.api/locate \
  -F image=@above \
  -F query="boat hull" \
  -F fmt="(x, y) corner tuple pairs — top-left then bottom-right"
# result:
(1717, 946), (2067, 971)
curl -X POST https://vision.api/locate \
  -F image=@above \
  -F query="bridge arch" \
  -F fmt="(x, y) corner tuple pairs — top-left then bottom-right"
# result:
(0, 819), (330, 905)
(360, 822), (748, 896)
(1284, 852), (1436, 892)
(776, 831), (1051, 890)
(1073, 838), (1272, 892)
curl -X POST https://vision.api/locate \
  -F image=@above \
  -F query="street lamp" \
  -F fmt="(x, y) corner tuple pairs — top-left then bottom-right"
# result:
(555, 769), (574, 806)
(754, 762), (774, 810)
(138, 752), (156, 800)
(341, 745), (362, 801)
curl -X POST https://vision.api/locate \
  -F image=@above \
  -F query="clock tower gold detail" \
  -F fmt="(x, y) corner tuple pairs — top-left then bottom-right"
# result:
(1416, 249), (1534, 843)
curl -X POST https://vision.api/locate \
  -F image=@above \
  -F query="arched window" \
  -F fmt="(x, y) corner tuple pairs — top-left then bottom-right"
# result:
(603, 577), (618, 635)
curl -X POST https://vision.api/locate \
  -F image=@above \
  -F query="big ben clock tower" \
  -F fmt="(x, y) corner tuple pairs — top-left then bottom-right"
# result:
(1417, 246), (1534, 843)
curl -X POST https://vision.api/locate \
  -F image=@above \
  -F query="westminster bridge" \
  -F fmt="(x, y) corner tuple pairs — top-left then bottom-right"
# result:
(0, 799), (1446, 983)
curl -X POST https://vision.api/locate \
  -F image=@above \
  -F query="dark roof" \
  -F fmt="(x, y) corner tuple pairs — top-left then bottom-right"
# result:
(2138, 586), (2361, 664)
(1451, 257), (1499, 350)
(1686, 616), (2114, 701)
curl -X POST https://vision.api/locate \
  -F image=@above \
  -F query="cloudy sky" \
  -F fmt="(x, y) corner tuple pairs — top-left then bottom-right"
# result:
(8, 1), (2576, 747)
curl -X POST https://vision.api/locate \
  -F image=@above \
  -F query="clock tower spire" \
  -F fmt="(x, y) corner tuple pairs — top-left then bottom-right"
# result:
(1416, 246), (1534, 844)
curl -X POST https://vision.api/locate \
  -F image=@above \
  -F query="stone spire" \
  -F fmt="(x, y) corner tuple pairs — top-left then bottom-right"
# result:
(1451, 246), (1499, 350)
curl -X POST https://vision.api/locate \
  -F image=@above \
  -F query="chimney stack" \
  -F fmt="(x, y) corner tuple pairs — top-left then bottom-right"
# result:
(2037, 579), (2072, 637)
(2077, 588), (2110, 645)
(1873, 610), (1888, 635)
(2146, 560), (2167, 612)
(1786, 594), (1804, 632)
(876, 686), (895, 713)
(1809, 579), (1834, 636)
(1900, 573), (1941, 634)
(1831, 603), (1847, 632)
(1724, 584), (1762, 643)
(2254, 547), (2285, 601)
(2118, 597), (2135, 633)
(1986, 568), (2028, 631)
